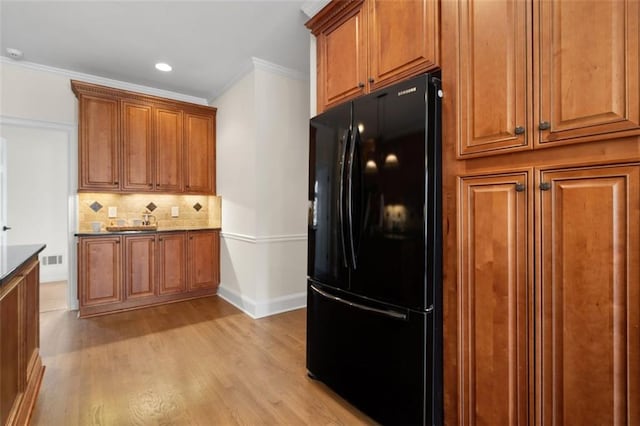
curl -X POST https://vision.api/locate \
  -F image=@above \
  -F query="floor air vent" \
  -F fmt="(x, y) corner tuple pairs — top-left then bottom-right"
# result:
(42, 255), (63, 266)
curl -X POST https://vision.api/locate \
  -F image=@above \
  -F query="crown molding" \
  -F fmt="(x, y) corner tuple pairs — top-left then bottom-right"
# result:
(0, 56), (208, 106)
(209, 57), (309, 104)
(301, 0), (332, 19)
(251, 57), (309, 82)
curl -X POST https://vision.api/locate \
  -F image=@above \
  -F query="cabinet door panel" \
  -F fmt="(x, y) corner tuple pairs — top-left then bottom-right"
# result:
(458, 0), (529, 156)
(538, 0), (640, 145)
(0, 278), (23, 426)
(184, 112), (214, 194)
(79, 237), (122, 306)
(538, 164), (640, 425)
(458, 172), (531, 425)
(368, 0), (438, 90)
(188, 230), (220, 291)
(122, 101), (153, 191)
(155, 107), (183, 192)
(124, 235), (156, 299)
(23, 262), (39, 371)
(79, 96), (120, 190)
(317, 2), (368, 110)
(158, 233), (187, 295)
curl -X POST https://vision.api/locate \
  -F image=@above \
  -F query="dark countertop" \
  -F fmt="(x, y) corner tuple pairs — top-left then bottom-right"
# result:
(75, 227), (221, 237)
(0, 244), (46, 286)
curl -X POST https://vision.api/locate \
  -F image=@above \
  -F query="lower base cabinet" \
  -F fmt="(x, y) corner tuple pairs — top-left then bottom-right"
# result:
(457, 163), (640, 424)
(0, 259), (45, 425)
(78, 230), (220, 318)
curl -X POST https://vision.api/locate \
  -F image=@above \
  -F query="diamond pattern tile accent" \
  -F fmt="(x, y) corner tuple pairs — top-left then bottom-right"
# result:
(193, 202), (203, 212)
(89, 201), (103, 212)
(146, 202), (157, 212)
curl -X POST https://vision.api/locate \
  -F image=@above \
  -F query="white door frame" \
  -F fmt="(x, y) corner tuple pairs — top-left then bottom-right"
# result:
(0, 116), (78, 310)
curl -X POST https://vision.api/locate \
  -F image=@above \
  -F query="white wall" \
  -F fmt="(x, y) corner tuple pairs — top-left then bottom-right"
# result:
(2, 125), (68, 282)
(214, 59), (309, 318)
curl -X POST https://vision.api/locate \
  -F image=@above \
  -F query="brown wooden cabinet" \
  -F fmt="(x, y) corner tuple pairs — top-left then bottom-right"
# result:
(155, 106), (183, 192)
(188, 230), (220, 291)
(458, 172), (532, 425)
(124, 234), (156, 299)
(72, 81), (216, 194)
(307, 0), (439, 112)
(158, 232), (187, 296)
(443, 0), (640, 423)
(456, 0), (640, 158)
(536, 0), (640, 147)
(78, 236), (123, 311)
(122, 99), (154, 191)
(184, 112), (215, 194)
(77, 230), (219, 318)
(77, 94), (120, 189)
(454, 163), (640, 424)
(456, 0), (530, 157)
(0, 258), (44, 426)
(537, 164), (640, 425)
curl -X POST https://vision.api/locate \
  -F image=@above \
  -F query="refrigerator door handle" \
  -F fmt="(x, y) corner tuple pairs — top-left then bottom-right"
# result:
(310, 284), (408, 320)
(346, 128), (358, 270)
(338, 129), (351, 268)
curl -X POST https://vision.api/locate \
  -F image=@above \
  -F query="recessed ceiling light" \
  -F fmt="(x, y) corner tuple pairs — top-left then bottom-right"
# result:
(155, 62), (172, 72)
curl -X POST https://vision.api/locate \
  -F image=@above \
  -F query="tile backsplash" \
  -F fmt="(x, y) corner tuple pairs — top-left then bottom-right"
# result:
(78, 193), (221, 232)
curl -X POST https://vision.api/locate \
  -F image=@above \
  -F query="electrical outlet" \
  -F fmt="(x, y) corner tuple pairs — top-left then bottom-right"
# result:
(171, 206), (179, 217)
(108, 207), (117, 218)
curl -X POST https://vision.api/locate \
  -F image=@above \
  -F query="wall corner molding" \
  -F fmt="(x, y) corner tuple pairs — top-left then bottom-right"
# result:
(217, 286), (307, 319)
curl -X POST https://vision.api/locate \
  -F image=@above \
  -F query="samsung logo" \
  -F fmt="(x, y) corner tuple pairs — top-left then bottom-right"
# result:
(397, 87), (417, 96)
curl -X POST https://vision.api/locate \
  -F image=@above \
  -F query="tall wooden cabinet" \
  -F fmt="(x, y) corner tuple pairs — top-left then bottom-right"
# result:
(443, 0), (640, 423)
(458, 172), (532, 425)
(72, 81), (216, 194)
(538, 165), (640, 425)
(307, 0), (439, 112)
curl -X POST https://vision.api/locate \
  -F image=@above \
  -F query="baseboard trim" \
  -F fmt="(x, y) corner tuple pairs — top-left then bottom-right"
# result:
(221, 232), (307, 244)
(217, 285), (306, 319)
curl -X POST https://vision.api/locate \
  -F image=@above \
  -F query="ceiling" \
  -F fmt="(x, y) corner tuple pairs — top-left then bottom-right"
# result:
(0, 1), (317, 102)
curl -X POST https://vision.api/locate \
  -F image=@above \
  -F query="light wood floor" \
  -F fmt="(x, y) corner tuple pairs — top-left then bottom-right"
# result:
(39, 281), (67, 313)
(32, 296), (374, 425)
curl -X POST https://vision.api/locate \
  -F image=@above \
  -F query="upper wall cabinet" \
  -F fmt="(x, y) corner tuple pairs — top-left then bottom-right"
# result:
(456, 0), (640, 158)
(72, 81), (216, 194)
(307, 0), (439, 113)
(78, 95), (120, 190)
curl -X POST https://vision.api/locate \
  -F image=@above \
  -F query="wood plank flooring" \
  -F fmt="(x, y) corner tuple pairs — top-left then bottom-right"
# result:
(32, 296), (374, 425)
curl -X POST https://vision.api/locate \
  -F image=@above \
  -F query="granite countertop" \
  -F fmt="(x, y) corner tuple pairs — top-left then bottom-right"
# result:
(75, 226), (222, 237)
(0, 244), (46, 286)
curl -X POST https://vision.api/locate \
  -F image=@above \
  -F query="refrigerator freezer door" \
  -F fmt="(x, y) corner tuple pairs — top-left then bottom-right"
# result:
(348, 75), (431, 310)
(306, 282), (435, 425)
(309, 103), (352, 290)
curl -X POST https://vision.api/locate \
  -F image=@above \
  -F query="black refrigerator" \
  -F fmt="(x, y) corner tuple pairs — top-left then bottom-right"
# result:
(307, 71), (442, 425)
